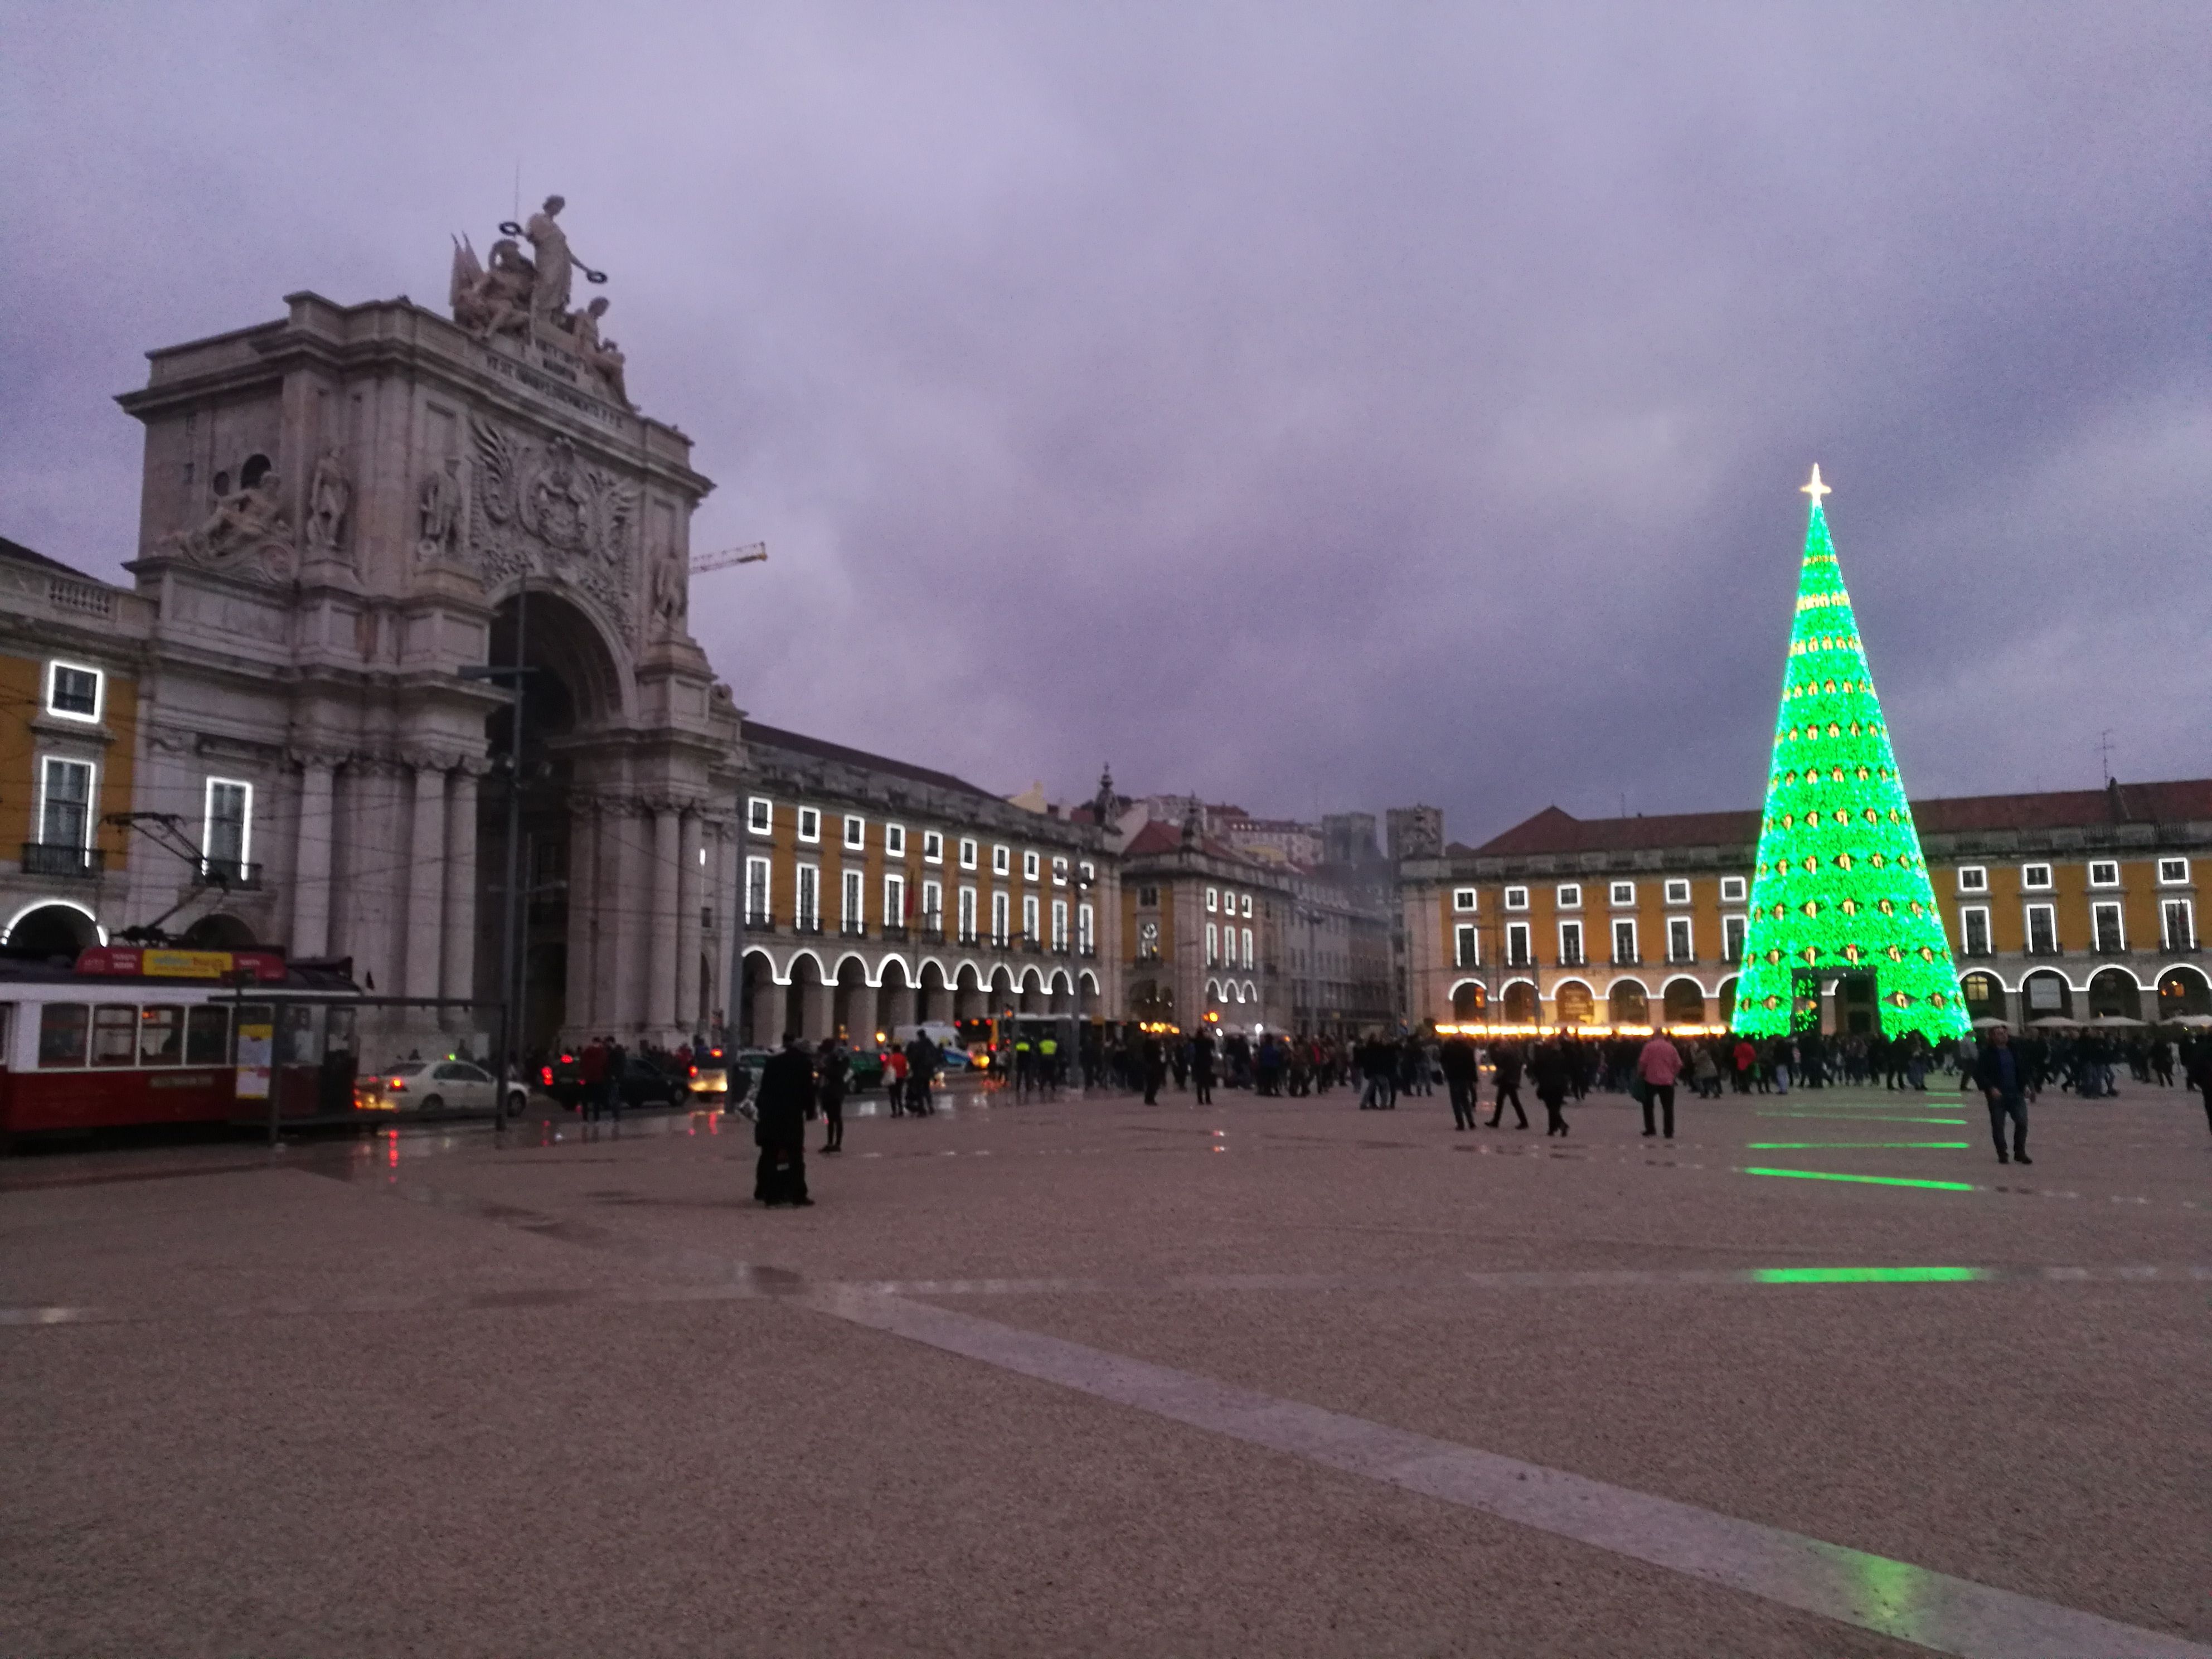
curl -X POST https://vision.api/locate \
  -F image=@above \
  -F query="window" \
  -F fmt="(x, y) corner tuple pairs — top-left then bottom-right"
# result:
(1723, 915), (1747, 963)
(2091, 901), (2124, 954)
(2162, 898), (2195, 951)
(1506, 923), (1532, 966)
(2158, 857), (2189, 886)
(1052, 856), (1068, 886)
(920, 878), (942, 932)
(1557, 884), (1582, 910)
(91, 1003), (136, 1067)
(1612, 919), (1637, 964)
(1559, 920), (1584, 966)
(1453, 887), (1477, 912)
(991, 890), (1010, 947)
(841, 867), (865, 933)
(958, 837), (977, 870)
(2026, 903), (2057, 955)
(2088, 860), (2119, 889)
(1504, 886), (1530, 911)
(1240, 894), (1253, 918)
(1138, 885), (1160, 907)
(1957, 865), (1987, 893)
(745, 856), (771, 924)
(1960, 906), (1991, 957)
(2022, 863), (2053, 890)
(1241, 926), (1254, 968)
(884, 874), (906, 929)
(992, 844), (1011, 876)
(1051, 899), (1068, 949)
(794, 864), (821, 930)
(203, 778), (251, 876)
(747, 797), (773, 835)
(797, 807), (821, 845)
(957, 885), (977, 944)
(921, 829), (943, 864)
(1663, 879), (1690, 906)
(1206, 887), (1219, 913)
(1720, 876), (1747, 903)
(46, 661), (102, 722)
(1022, 894), (1039, 943)
(1206, 922), (1220, 965)
(842, 814), (865, 851)
(185, 1005), (228, 1065)
(139, 1006), (182, 1067)
(885, 823), (906, 857)
(1079, 860), (1094, 882)
(38, 757), (94, 850)
(1138, 919), (1160, 960)
(1077, 902), (1094, 952)
(38, 1002), (89, 1068)
(1609, 881), (1635, 907)
(1667, 916), (1692, 962)
(1023, 850), (1040, 881)
(1455, 924), (1479, 968)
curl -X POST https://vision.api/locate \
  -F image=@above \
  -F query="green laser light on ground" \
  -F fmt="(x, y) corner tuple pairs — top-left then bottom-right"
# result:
(1747, 1142), (1971, 1149)
(1741, 1167), (1977, 1191)
(1750, 1266), (1989, 1283)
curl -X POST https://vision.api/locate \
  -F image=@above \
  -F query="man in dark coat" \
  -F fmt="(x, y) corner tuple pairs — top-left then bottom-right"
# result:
(1488, 1041), (1529, 1129)
(1972, 1027), (2031, 1165)
(754, 1033), (815, 1206)
(903, 1032), (939, 1115)
(1530, 1040), (1571, 1137)
(1439, 1032), (1479, 1130)
(1191, 1030), (1217, 1105)
(817, 1037), (848, 1154)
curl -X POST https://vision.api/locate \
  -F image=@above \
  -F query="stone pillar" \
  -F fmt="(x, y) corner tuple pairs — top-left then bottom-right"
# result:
(441, 767), (479, 1032)
(675, 808), (704, 1040)
(712, 819), (739, 1033)
(847, 981), (879, 1047)
(565, 801), (599, 1037)
(649, 806), (681, 1037)
(750, 973), (785, 1048)
(799, 976), (831, 1042)
(290, 758), (334, 958)
(406, 764), (447, 1003)
(603, 807), (643, 1036)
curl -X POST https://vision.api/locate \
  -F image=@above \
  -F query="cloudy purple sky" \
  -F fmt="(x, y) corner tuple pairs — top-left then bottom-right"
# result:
(4, 3), (2207, 845)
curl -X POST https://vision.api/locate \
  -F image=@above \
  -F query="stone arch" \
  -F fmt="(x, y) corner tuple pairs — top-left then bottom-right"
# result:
(1661, 976), (1706, 1027)
(1607, 978), (1649, 1026)
(1451, 978), (1487, 1020)
(1241, 979), (1257, 1004)
(2, 900), (100, 957)
(2021, 968), (2073, 1021)
(1958, 969), (2006, 1026)
(785, 949), (831, 1042)
(1129, 977), (1173, 1023)
(2087, 967), (2142, 1021)
(2157, 964), (2211, 1019)
(740, 948), (777, 1046)
(877, 954), (916, 1034)
(833, 953), (871, 1040)
(488, 584), (632, 729)
(1555, 979), (1595, 1027)
(921, 957), (954, 1023)
(181, 912), (258, 949)
(1718, 975), (1739, 1025)
(1501, 979), (1539, 1024)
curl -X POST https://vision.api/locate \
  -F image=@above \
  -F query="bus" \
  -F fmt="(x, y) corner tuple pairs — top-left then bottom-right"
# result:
(0, 947), (364, 1145)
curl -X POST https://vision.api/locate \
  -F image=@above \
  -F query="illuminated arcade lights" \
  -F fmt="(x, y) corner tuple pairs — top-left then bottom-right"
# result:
(1731, 467), (1970, 1045)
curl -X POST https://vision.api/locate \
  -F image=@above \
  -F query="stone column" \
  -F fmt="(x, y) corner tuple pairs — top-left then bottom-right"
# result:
(441, 767), (479, 1032)
(799, 975), (831, 1042)
(565, 801), (599, 1037)
(406, 764), (447, 1004)
(750, 974), (785, 1047)
(712, 819), (739, 1033)
(649, 806), (681, 1038)
(290, 758), (334, 958)
(846, 981), (878, 1047)
(675, 807), (704, 1039)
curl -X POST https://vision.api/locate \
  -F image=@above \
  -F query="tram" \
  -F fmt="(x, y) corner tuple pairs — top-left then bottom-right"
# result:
(0, 947), (362, 1143)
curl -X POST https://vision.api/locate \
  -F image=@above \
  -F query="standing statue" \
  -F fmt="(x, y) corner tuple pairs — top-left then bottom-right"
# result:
(523, 195), (574, 329)
(650, 542), (688, 628)
(415, 467), (460, 562)
(303, 449), (351, 556)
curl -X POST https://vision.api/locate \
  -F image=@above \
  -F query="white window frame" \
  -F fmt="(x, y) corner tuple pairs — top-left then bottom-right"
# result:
(884, 823), (906, 858)
(1022, 893), (1039, 943)
(795, 863), (821, 930)
(2025, 902), (2058, 955)
(1556, 884), (1582, 910)
(842, 814), (866, 851)
(1612, 918), (1638, 964)
(842, 866), (865, 932)
(1959, 905), (1992, 957)
(745, 856), (772, 924)
(2021, 862), (2053, 891)
(884, 872), (906, 928)
(2088, 860), (2119, 889)
(1206, 921), (1220, 966)
(1957, 865), (1988, 894)
(1506, 921), (1532, 966)
(1022, 850), (1040, 882)
(1241, 926), (1254, 968)
(2161, 896), (2195, 951)
(37, 756), (96, 850)
(45, 660), (104, 724)
(1051, 855), (1068, 887)
(1558, 919), (1585, 966)
(1719, 876), (1747, 903)
(1050, 898), (1068, 949)
(202, 777), (253, 870)
(796, 807), (821, 845)
(2090, 900), (2125, 955)
(992, 844), (1011, 877)
(1240, 894), (1253, 918)
(957, 885), (977, 944)
(2157, 857), (2189, 886)
(1076, 901), (1094, 952)
(1453, 887), (1478, 913)
(1663, 879), (1690, 906)
(1723, 914), (1747, 963)
(990, 890), (1010, 947)
(1609, 881), (1635, 907)
(920, 877), (942, 930)
(1666, 916), (1692, 963)
(746, 796), (773, 835)
(921, 829), (943, 864)
(1503, 885), (1530, 912)
(1206, 887), (1219, 913)
(1078, 860), (1094, 882)
(958, 837), (978, 871)
(1454, 924), (1479, 968)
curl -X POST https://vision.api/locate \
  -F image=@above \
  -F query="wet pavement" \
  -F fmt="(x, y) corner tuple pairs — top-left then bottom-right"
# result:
(3, 1078), (2208, 1656)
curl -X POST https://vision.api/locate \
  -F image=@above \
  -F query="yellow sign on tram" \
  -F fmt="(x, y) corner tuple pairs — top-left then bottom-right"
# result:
(141, 950), (239, 979)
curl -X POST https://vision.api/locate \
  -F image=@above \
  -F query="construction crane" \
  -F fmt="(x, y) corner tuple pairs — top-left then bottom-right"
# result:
(690, 541), (768, 576)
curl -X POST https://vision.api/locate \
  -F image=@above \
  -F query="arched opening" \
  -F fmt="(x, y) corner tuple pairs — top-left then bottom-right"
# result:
(937, 961), (967, 1024)
(2158, 965), (2211, 1020)
(2087, 968), (2142, 1021)
(1959, 971), (2006, 1025)
(2021, 970), (2073, 1022)
(877, 956), (915, 1034)
(988, 966), (1017, 1022)
(1662, 978), (1706, 1027)
(740, 949), (776, 1046)
(181, 913), (258, 949)
(1129, 977), (1173, 1025)
(1555, 981), (1594, 1027)
(833, 955), (870, 1040)
(1018, 966), (1044, 1016)
(1608, 980), (1649, 1026)
(786, 952), (829, 1042)
(476, 588), (627, 1051)
(3, 901), (99, 959)
(1501, 981), (1538, 1023)
(1451, 980), (1487, 1021)
(1718, 976), (1739, 1025)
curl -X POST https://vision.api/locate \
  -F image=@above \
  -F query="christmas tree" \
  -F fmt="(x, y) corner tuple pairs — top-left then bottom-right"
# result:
(1731, 467), (1969, 1043)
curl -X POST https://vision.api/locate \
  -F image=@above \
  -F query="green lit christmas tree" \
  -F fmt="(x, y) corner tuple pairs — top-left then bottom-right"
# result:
(1731, 467), (1969, 1043)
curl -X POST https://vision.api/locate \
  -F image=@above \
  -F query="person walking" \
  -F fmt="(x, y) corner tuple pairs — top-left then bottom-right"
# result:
(2184, 1032), (2212, 1137)
(1191, 1029), (1217, 1105)
(579, 1035), (608, 1122)
(754, 1033), (816, 1206)
(1531, 1039), (1571, 1136)
(1636, 1030), (1684, 1139)
(1141, 1032), (1166, 1105)
(1972, 1027), (2031, 1166)
(903, 1032), (939, 1116)
(882, 1045), (908, 1117)
(1440, 1031), (1478, 1130)
(817, 1037), (848, 1154)
(1488, 1041), (1530, 1129)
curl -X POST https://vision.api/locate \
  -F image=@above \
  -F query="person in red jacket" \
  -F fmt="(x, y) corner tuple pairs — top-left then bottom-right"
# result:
(1636, 1032), (1685, 1139)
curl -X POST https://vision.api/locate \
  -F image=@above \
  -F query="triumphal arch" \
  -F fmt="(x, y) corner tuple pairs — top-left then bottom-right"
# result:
(117, 197), (743, 1051)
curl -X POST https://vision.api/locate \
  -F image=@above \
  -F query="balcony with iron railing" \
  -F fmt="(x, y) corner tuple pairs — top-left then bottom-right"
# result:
(22, 842), (101, 879)
(196, 856), (263, 891)
(794, 916), (823, 936)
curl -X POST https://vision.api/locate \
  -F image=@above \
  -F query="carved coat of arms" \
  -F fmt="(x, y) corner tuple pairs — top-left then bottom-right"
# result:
(468, 417), (638, 633)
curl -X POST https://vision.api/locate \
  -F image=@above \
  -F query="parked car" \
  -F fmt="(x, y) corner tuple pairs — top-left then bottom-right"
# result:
(358, 1059), (528, 1116)
(540, 1050), (587, 1109)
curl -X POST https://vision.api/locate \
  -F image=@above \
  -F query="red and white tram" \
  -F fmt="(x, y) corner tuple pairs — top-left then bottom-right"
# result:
(0, 947), (361, 1142)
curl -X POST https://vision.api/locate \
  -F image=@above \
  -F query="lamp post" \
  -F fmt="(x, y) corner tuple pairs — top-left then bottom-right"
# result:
(459, 575), (538, 1129)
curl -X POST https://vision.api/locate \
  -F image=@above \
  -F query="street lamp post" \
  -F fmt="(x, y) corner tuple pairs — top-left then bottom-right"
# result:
(459, 575), (538, 1130)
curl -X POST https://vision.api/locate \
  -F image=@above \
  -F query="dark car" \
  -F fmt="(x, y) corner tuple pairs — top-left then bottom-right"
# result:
(540, 1051), (685, 1112)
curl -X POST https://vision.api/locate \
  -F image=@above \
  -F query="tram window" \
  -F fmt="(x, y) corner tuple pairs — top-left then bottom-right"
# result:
(185, 1005), (229, 1066)
(139, 1006), (183, 1066)
(91, 1004), (138, 1067)
(38, 1002), (90, 1068)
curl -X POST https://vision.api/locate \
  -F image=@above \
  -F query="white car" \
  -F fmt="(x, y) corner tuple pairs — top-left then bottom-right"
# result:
(358, 1059), (528, 1116)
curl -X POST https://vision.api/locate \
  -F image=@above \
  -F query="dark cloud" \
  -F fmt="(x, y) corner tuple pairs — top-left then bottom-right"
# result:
(4, 2), (2207, 840)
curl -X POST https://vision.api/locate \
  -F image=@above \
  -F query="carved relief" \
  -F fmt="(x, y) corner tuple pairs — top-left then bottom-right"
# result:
(155, 470), (295, 583)
(467, 416), (637, 634)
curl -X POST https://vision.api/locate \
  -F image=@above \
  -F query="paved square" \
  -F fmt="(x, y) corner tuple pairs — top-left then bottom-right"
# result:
(4, 1078), (2209, 1657)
